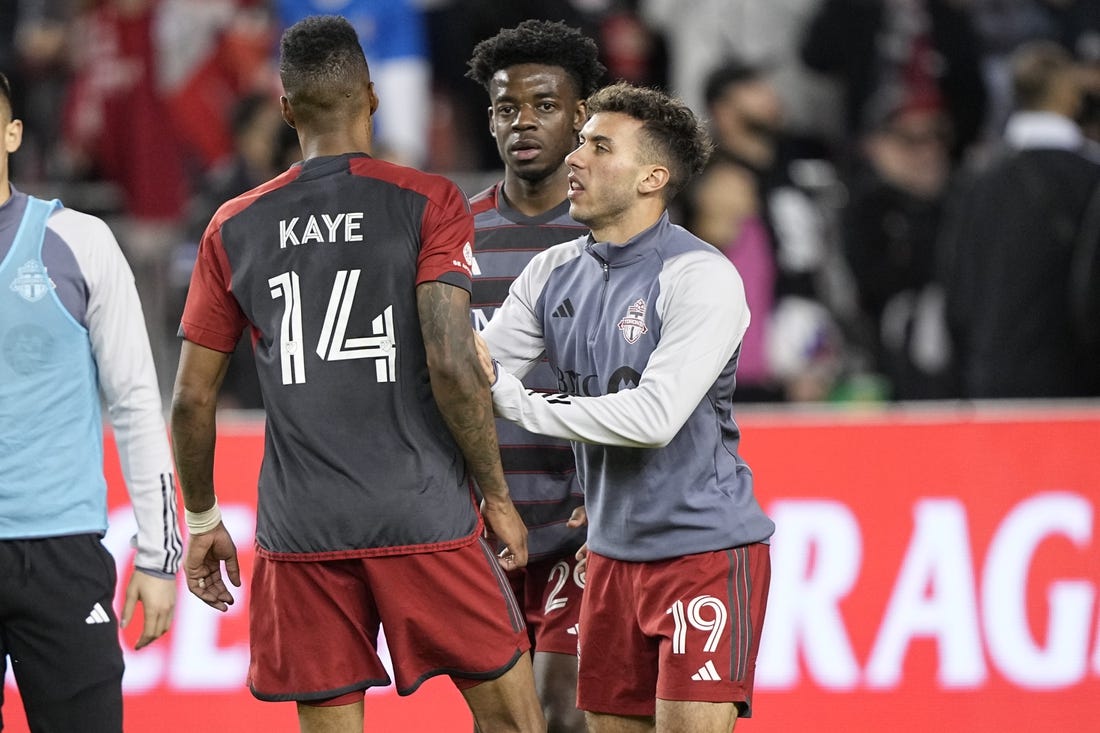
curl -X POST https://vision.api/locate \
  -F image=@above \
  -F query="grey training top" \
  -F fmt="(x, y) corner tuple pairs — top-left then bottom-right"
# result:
(483, 213), (775, 562)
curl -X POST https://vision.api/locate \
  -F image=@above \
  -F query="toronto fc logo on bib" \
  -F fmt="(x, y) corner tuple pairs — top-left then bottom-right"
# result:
(9, 260), (55, 303)
(617, 298), (649, 344)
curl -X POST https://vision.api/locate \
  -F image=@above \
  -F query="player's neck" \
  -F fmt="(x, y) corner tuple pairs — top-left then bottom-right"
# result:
(502, 167), (569, 218)
(0, 179), (10, 207)
(298, 130), (372, 161)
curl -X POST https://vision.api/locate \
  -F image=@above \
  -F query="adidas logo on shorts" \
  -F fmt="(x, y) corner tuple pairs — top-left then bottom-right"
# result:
(691, 660), (721, 681)
(85, 602), (111, 624)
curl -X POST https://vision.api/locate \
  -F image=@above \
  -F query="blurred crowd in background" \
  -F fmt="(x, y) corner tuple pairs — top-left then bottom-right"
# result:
(3, 0), (1100, 408)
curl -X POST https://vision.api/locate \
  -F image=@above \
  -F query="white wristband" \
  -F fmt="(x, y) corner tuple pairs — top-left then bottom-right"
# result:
(185, 497), (223, 534)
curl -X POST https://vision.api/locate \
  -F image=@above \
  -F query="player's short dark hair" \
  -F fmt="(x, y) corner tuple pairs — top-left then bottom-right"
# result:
(465, 19), (606, 99)
(587, 81), (714, 200)
(279, 15), (370, 124)
(0, 72), (12, 117)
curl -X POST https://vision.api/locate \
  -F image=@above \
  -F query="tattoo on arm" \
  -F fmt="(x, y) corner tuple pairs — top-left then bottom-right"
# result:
(417, 282), (509, 499)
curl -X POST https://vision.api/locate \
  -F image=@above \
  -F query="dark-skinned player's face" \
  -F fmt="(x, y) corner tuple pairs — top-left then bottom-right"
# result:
(488, 63), (585, 183)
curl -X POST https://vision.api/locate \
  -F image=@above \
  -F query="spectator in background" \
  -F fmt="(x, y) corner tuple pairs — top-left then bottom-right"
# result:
(62, 0), (188, 228)
(183, 93), (297, 245)
(1081, 62), (1100, 143)
(968, 0), (1061, 149)
(157, 0), (278, 173)
(595, 1), (666, 91)
(941, 40), (1100, 398)
(61, 0), (190, 394)
(639, 0), (844, 154)
(682, 155), (780, 401)
(683, 60), (850, 402)
(59, 0), (275, 395)
(679, 64), (783, 401)
(841, 83), (956, 400)
(1040, 0), (1100, 69)
(1, 0), (71, 183)
(0, 1), (15, 83)
(276, 0), (430, 168)
(801, 0), (988, 163)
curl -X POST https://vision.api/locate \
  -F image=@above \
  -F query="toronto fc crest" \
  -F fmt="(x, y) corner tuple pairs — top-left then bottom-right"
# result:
(9, 260), (55, 303)
(617, 298), (649, 344)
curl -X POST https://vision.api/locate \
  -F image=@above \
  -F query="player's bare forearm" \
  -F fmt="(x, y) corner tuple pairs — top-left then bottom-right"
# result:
(170, 396), (217, 510)
(417, 281), (510, 501)
(169, 387), (218, 508)
(170, 341), (230, 511)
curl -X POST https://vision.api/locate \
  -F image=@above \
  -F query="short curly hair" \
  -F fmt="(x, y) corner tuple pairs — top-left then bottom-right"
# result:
(465, 19), (605, 99)
(587, 81), (714, 200)
(279, 15), (369, 123)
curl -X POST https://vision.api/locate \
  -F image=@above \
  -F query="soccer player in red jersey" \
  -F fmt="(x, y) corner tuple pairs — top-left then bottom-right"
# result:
(171, 15), (544, 733)
(465, 20), (605, 733)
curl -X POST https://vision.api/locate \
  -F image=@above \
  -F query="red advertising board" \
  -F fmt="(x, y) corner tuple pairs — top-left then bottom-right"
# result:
(5, 406), (1100, 731)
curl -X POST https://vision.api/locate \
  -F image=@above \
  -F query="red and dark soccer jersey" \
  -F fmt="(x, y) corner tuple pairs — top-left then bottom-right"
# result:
(181, 153), (481, 559)
(469, 184), (588, 561)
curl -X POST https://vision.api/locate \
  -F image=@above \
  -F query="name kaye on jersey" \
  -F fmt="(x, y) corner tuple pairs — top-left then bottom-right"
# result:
(280, 213), (364, 248)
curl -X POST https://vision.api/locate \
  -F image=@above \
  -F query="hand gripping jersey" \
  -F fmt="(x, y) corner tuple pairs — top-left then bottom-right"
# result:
(483, 213), (775, 562)
(0, 189), (181, 575)
(470, 184), (589, 560)
(181, 154), (482, 559)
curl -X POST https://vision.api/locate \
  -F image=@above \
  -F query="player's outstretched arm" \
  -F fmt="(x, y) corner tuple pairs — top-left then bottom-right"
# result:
(417, 281), (527, 569)
(170, 340), (241, 609)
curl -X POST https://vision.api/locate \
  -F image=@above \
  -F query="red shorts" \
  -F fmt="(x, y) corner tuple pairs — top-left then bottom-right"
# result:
(508, 552), (585, 656)
(576, 544), (770, 718)
(248, 537), (529, 703)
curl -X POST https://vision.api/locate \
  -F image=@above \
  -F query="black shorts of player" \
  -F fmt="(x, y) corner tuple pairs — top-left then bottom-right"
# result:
(0, 534), (125, 733)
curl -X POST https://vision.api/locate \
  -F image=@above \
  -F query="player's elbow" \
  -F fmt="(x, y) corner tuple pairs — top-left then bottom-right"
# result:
(617, 415), (678, 448)
(637, 424), (677, 449)
(631, 392), (683, 448)
(428, 357), (489, 410)
(106, 382), (162, 424)
(170, 383), (218, 423)
(427, 350), (476, 388)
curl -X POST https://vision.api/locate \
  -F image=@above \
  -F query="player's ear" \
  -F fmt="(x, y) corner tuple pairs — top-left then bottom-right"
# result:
(3, 117), (22, 154)
(574, 100), (587, 133)
(487, 106), (497, 138)
(368, 82), (379, 116)
(638, 164), (670, 196)
(279, 96), (296, 129)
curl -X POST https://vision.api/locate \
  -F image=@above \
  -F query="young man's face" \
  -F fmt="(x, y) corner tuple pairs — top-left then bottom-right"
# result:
(488, 63), (585, 183)
(564, 111), (650, 234)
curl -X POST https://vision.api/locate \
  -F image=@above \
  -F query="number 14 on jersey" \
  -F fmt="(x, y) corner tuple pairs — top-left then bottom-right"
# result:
(268, 269), (396, 385)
